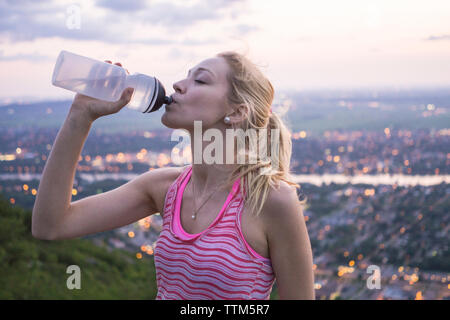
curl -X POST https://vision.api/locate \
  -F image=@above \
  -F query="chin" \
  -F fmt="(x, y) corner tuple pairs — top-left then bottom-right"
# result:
(161, 112), (187, 130)
(161, 112), (175, 129)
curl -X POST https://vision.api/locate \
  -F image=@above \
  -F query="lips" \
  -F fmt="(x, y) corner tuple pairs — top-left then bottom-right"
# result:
(165, 98), (175, 110)
(171, 95), (179, 104)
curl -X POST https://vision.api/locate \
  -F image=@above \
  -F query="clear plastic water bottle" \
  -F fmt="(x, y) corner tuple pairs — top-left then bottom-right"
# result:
(52, 50), (172, 113)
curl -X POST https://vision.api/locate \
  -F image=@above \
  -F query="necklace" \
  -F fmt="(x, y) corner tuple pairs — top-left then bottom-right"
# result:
(190, 174), (223, 220)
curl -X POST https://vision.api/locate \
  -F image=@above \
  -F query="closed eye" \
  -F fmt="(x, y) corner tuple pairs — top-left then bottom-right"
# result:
(195, 80), (206, 84)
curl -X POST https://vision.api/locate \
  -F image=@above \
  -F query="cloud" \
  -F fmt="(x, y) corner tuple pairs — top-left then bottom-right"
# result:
(0, 0), (248, 45)
(424, 34), (450, 41)
(233, 24), (260, 35)
(179, 37), (220, 46)
(131, 0), (247, 30)
(0, 50), (52, 61)
(96, 0), (149, 12)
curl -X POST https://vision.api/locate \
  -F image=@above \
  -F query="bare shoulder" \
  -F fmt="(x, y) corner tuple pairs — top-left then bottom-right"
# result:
(260, 181), (314, 300)
(144, 165), (185, 181)
(260, 180), (303, 234)
(264, 180), (300, 212)
(142, 165), (187, 216)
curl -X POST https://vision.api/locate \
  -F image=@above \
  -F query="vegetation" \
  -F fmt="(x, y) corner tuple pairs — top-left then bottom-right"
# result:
(0, 194), (157, 299)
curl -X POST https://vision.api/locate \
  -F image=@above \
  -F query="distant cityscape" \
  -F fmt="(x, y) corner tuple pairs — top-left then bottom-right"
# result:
(0, 88), (449, 299)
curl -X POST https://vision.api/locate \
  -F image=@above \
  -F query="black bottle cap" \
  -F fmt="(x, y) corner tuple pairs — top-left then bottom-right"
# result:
(164, 96), (173, 104)
(144, 78), (170, 113)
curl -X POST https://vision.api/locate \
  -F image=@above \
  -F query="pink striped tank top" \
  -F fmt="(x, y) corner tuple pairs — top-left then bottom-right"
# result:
(154, 165), (275, 300)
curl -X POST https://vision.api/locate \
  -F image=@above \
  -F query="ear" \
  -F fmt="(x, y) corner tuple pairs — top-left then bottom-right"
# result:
(228, 103), (248, 124)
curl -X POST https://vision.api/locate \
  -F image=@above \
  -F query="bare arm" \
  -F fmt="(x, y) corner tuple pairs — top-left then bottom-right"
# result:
(265, 184), (315, 300)
(32, 108), (94, 240)
(32, 60), (138, 240)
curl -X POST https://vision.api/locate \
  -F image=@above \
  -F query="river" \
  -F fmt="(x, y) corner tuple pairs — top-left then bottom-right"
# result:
(0, 173), (448, 187)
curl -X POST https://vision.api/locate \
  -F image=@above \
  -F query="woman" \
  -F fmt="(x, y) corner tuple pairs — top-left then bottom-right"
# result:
(32, 51), (315, 300)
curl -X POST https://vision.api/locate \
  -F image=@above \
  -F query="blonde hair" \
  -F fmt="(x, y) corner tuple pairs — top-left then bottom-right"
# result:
(218, 51), (307, 217)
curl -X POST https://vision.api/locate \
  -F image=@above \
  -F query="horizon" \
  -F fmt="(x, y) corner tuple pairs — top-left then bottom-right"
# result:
(2, 84), (450, 107)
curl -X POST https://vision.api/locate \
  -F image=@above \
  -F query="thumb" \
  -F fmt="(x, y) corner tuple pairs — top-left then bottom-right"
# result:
(114, 87), (134, 110)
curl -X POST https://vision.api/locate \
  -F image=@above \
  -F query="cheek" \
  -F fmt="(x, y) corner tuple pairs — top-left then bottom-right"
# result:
(186, 87), (228, 118)
(188, 89), (213, 105)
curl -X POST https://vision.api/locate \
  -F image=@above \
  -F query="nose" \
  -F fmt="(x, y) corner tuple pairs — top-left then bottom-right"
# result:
(173, 79), (186, 94)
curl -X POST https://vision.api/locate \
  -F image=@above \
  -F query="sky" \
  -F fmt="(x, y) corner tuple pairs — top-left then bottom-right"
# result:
(1, 0), (450, 103)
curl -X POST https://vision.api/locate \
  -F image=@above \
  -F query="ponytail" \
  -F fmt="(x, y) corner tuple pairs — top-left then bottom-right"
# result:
(219, 51), (307, 217)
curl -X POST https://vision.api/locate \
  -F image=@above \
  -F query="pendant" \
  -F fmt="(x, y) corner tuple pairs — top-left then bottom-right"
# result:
(191, 214), (196, 219)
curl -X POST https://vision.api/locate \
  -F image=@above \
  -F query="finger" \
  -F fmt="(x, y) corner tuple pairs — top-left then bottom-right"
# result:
(104, 60), (112, 64)
(113, 87), (134, 111)
(114, 62), (122, 67)
(125, 68), (130, 75)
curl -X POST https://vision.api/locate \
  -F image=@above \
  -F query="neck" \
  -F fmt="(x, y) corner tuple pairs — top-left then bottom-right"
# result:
(190, 163), (238, 195)
(188, 125), (239, 194)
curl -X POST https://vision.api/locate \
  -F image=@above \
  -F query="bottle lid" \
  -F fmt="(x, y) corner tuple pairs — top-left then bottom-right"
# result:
(143, 78), (171, 113)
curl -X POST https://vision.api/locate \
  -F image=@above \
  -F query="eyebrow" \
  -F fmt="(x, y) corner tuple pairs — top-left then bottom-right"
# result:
(187, 67), (215, 78)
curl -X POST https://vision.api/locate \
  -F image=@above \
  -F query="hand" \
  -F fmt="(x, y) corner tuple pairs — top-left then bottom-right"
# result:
(70, 61), (134, 122)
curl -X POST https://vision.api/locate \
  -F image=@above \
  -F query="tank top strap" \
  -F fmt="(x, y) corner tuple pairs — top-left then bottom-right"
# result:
(162, 165), (192, 220)
(177, 164), (192, 185)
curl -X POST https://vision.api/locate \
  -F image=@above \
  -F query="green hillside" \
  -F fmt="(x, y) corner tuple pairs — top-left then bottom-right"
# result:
(0, 193), (157, 299)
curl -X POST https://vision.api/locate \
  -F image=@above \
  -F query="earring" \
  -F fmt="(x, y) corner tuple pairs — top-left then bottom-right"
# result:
(224, 116), (231, 124)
